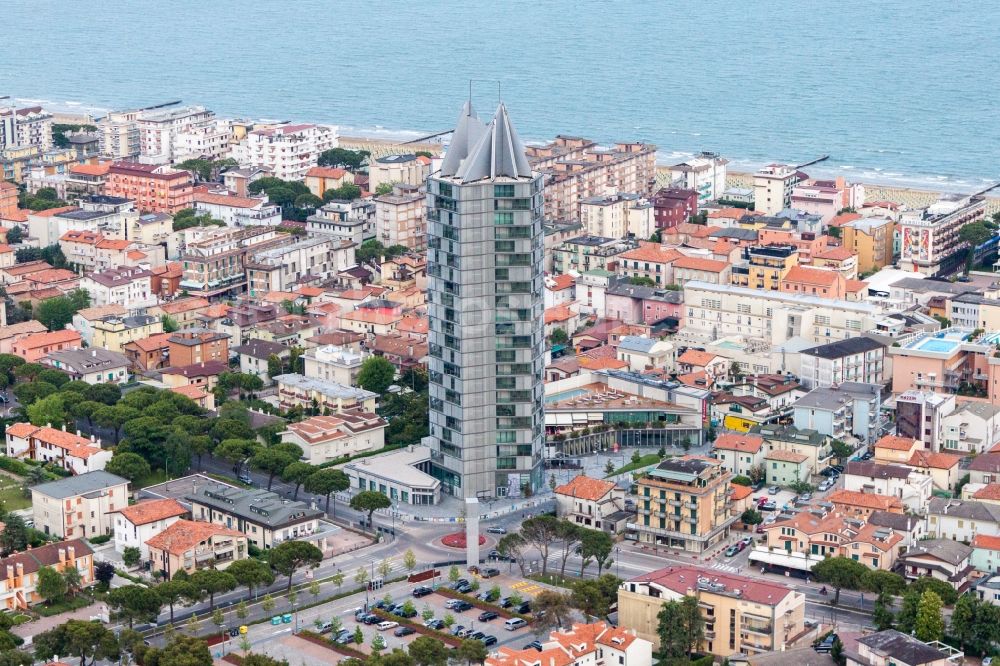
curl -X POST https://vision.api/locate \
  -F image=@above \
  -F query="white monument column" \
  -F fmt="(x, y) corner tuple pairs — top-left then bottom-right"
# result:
(465, 497), (480, 567)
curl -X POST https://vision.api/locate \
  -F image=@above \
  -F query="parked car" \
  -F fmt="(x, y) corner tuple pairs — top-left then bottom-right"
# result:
(362, 614), (381, 625)
(469, 631), (486, 641)
(831, 464), (844, 473)
(814, 633), (838, 653)
(394, 626), (416, 637)
(768, 485), (780, 495)
(335, 630), (354, 644)
(451, 625), (466, 636)
(751, 481), (764, 491)
(373, 600), (390, 610)
(482, 635), (498, 646)
(482, 567), (501, 578)
(759, 500), (777, 512)
(377, 621), (399, 631)
(445, 599), (461, 609)
(456, 627), (473, 638)
(740, 536), (754, 547)
(319, 620), (334, 633)
(478, 611), (499, 622)
(799, 492), (812, 501)
(425, 619), (445, 630)
(516, 602), (531, 614)
(486, 526), (507, 535)
(499, 596), (514, 608)
(820, 467), (838, 478)
(724, 545), (740, 557)
(454, 601), (474, 612)
(818, 480), (833, 492)
(455, 583), (473, 594)
(413, 586), (433, 597)
(524, 641), (543, 651)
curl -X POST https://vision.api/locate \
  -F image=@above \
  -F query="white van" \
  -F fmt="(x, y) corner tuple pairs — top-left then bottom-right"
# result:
(504, 618), (527, 631)
(377, 621), (399, 631)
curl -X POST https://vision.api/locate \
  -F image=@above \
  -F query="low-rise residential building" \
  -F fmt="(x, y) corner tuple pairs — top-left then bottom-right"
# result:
(367, 153), (431, 193)
(792, 382), (883, 445)
(167, 328), (230, 366)
(80, 266), (155, 309)
(232, 339), (290, 385)
(122, 332), (173, 371)
(71, 304), (128, 346)
(233, 123), (337, 181)
(6, 423), (111, 476)
(246, 236), (353, 295)
(92, 314), (163, 354)
(146, 519), (249, 579)
(29, 471), (128, 539)
(304, 166), (350, 198)
(0, 540), (94, 611)
(553, 235), (640, 275)
(850, 630), (954, 666)
(149, 296), (211, 329)
(764, 449), (810, 485)
(615, 335), (675, 373)
(41, 348), (130, 384)
(842, 461), (932, 514)
(554, 475), (628, 534)
(487, 622), (653, 666)
(303, 344), (366, 386)
(971, 534), (1000, 575)
(754, 424), (831, 475)
(926, 497), (1000, 543)
(374, 183), (425, 251)
(160, 360), (227, 392)
(898, 539), (975, 590)
(828, 489), (904, 518)
(186, 482), (326, 551)
(11, 329), (81, 363)
(273, 373), (378, 413)
(110, 498), (189, 559)
(798, 337), (886, 389)
(618, 565), (805, 657)
(192, 190), (281, 227)
(941, 401), (1000, 454)
(711, 433), (766, 478)
(280, 412), (387, 465)
(631, 456), (735, 553)
(343, 444), (441, 505)
(0, 320), (47, 354)
(906, 450), (962, 492)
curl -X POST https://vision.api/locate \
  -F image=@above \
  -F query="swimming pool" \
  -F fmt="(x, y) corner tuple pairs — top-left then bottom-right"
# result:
(912, 338), (962, 354)
(980, 332), (1000, 346)
(545, 388), (588, 404)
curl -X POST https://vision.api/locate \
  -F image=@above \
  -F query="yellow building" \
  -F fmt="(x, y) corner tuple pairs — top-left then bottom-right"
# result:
(731, 245), (798, 291)
(618, 565), (806, 657)
(842, 216), (895, 274)
(92, 314), (164, 353)
(633, 456), (735, 553)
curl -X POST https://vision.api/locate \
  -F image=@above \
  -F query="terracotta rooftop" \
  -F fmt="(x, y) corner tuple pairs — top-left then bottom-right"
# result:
(170, 385), (209, 400)
(124, 332), (173, 352)
(112, 498), (187, 526)
(156, 297), (211, 315)
(0, 539), (93, 577)
(875, 435), (920, 452)
(14, 329), (81, 350)
(972, 534), (1000, 551)
(672, 256), (730, 273)
(783, 265), (841, 286)
(69, 162), (111, 176)
(548, 274), (576, 291)
(677, 349), (720, 367)
(553, 475), (617, 501)
(285, 412), (387, 444)
(619, 243), (684, 264)
(828, 489), (904, 512)
(972, 484), (1000, 501)
(193, 192), (264, 209)
(545, 304), (576, 324)
(908, 450), (961, 470)
(713, 433), (764, 454)
(730, 483), (753, 501)
(765, 449), (809, 463)
(305, 166), (348, 179)
(145, 519), (244, 555)
(813, 246), (856, 262)
(632, 565), (794, 606)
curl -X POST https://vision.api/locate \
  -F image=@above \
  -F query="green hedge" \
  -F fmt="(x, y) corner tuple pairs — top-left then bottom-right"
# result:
(298, 629), (367, 659)
(372, 608), (462, 647)
(88, 534), (111, 545)
(34, 594), (95, 617)
(0, 456), (31, 476)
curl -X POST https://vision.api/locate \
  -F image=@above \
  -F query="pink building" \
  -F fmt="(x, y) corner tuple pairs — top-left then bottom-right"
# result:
(756, 228), (836, 265)
(790, 177), (864, 224)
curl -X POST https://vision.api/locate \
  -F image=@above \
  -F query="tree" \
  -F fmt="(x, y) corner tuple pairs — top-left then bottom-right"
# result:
(950, 593), (977, 650)
(357, 356), (396, 394)
(215, 438), (261, 466)
(862, 570), (905, 599)
(960, 220), (995, 273)
(250, 447), (297, 490)
(227, 559), (274, 600)
(896, 592), (922, 634)
(453, 638), (488, 665)
(0, 514), (28, 555)
(211, 608), (225, 630)
(331, 569), (345, 590)
(909, 577), (958, 605)
(261, 594), (275, 612)
(26, 392), (67, 428)
(811, 556), (868, 605)
(267, 353), (283, 378)
(94, 560), (115, 589)
(655, 596), (703, 663)
(108, 585), (163, 628)
(830, 439), (853, 461)
(549, 328), (569, 345)
(729, 360), (743, 382)
(555, 521), (582, 579)
(409, 635), (449, 666)
(629, 276), (656, 287)
(318, 148), (368, 170)
(63, 564), (82, 597)
(872, 597), (895, 631)
(404, 548), (417, 572)
(5, 225), (23, 244)
(521, 514), (561, 578)
(355, 566), (369, 586)
(143, 634), (213, 666)
(914, 590), (944, 642)
(323, 183), (362, 201)
(578, 528), (614, 576)
(353, 626), (364, 644)
(571, 579), (612, 620)
(37, 565), (67, 604)
(350, 490), (392, 531)
(731, 475), (752, 486)
(36, 290), (89, 330)
(269, 540), (323, 591)
(281, 462), (315, 500)
(33, 619), (118, 666)
(157, 579), (195, 624)
(532, 590), (573, 633)
(106, 451), (151, 482)
(122, 546), (142, 568)
(371, 633), (387, 654)
(604, 460), (615, 476)
(497, 533), (528, 576)
(789, 480), (814, 494)
(189, 569), (237, 610)
(740, 509), (763, 525)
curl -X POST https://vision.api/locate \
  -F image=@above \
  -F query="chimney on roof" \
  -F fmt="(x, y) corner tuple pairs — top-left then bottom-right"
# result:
(62, 423), (66, 432)
(58, 548), (66, 563)
(5, 565), (12, 580)
(67, 545), (75, 561)
(16, 562), (23, 576)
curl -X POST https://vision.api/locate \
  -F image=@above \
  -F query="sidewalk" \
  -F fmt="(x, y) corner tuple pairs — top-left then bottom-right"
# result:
(12, 602), (108, 641)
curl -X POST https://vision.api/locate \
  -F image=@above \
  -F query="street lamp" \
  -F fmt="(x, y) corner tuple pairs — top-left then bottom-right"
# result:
(615, 547), (621, 578)
(293, 604), (299, 634)
(221, 625), (228, 655)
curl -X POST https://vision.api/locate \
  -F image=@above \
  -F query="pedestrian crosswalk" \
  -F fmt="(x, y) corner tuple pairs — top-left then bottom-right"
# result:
(510, 580), (543, 597)
(707, 562), (741, 574)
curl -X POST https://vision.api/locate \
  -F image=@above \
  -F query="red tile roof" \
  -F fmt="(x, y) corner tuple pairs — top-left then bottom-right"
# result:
(305, 167), (348, 179)
(783, 265), (841, 286)
(828, 489), (903, 512)
(876, 435), (919, 451)
(553, 475), (617, 501)
(145, 519), (244, 555)
(677, 349), (720, 367)
(713, 433), (764, 454)
(672, 256), (730, 273)
(632, 565), (794, 606)
(113, 499), (187, 526)
(972, 534), (1000, 551)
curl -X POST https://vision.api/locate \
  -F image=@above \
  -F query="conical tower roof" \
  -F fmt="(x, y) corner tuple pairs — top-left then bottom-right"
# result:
(439, 100), (486, 178)
(453, 103), (533, 183)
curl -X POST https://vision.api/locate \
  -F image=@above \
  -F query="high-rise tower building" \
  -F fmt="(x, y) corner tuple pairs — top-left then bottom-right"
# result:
(425, 101), (545, 499)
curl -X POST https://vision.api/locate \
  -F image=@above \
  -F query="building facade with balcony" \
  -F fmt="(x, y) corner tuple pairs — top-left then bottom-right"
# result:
(898, 195), (988, 276)
(618, 565), (805, 657)
(730, 244), (798, 291)
(374, 183), (426, 251)
(552, 235), (639, 274)
(146, 519), (248, 579)
(29, 471), (128, 539)
(799, 337), (886, 389)
(631, 456), (735, 553)
(103, 161), (193, 213)
(232, 124), (337, 181)
(192, 191), (281, 227)
(554, 474), (629, 534)
(273, 373), (378, 413)
(792, 381), (884, 445)
(0, 540), (94, 611)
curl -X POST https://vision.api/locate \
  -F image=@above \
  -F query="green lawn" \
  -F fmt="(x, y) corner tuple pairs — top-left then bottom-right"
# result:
(0, 482), (31, 512)
(607, 454), (664, 477)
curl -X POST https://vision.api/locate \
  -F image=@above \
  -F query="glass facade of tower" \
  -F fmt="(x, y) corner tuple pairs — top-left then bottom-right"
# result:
(425, 174), (546, 499)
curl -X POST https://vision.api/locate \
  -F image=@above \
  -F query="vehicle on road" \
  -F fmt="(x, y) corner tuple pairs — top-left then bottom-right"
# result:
(486, 526), (507, 535)
(524, 640), (543, 650)
(377, 621), (399, 631)
(724, 545), (740, 557)
(740, 536), (754, 547)
(413, 586), (433, 597)
(478, 611), (499, 622)
(481, 567), (500, 578)
(394, 626), (415, 637)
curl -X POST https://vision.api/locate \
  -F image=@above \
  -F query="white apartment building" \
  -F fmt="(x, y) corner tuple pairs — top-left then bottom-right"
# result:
(898, 195), (987, 276)
(303, 344), (366, 386)
(843, 461), (933, 513)
(667, 153), (728, 203)
(30, 471), (129, 539)
(373, 183), (426, 250)
(941, 402), (1000, 454)
(137, 105), (216, 163)
(306, 201), (369, 246)
(0, 106), (53, 150)
(192, 190), (281, 227)
(798, 336), (886, 389)
(98, 109), (142, 159)
(80, 266), (156, 309)
(367, 154), (430, 193)
(753, 164), (804, 216)
(33, 200), (134, 247)
(682, 280), (880, 345)
(245, 236), (354, 294)
(233, 124), (337, 181)
(927, 497), (1000, 543)
(111, 498), (188, 559)
(486, 623), (652, 666)
(6, 423), (112, 477)
(580, 192), (651, 239)
(173, 119), (232, 162)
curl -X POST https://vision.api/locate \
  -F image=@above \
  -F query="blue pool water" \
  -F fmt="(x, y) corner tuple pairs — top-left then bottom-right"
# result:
(915, 339), (961, 354)
(546, 389), (588, 404)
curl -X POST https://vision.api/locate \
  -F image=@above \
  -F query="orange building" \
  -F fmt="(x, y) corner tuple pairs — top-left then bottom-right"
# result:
(10, 330), (82, 363)
(779, 265), (847, 299)
(0, 182), (17, 219)
(167, 329), (230, 367)
(103, 161), (193, 213)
